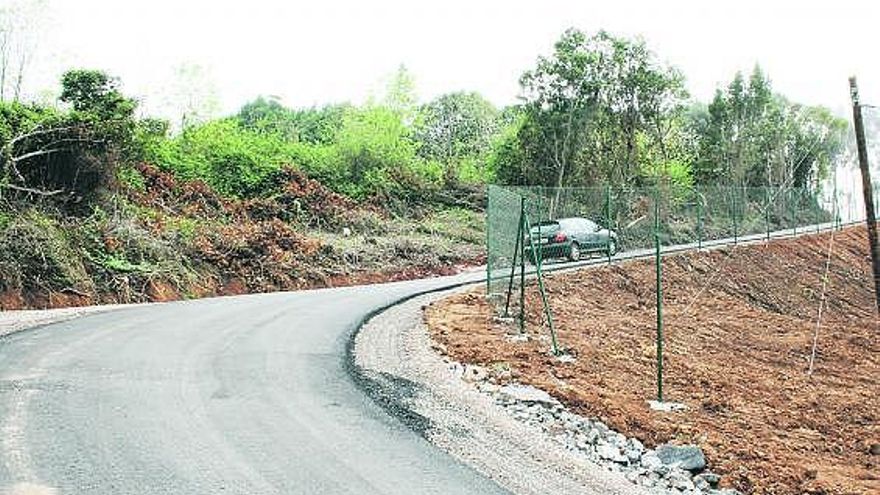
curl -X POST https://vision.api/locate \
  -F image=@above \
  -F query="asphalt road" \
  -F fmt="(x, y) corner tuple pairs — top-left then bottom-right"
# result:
(0, 272), (505, 495)
(0, 221), (847, 495)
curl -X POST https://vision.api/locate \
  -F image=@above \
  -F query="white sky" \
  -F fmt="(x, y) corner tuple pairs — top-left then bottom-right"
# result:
(20, 0), (880, 119)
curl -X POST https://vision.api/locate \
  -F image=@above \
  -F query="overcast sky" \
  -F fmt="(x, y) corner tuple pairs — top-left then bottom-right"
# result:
(22, 0), (880, 120)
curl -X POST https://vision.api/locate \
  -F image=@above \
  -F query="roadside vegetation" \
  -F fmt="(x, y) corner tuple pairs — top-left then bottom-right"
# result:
(0, 18), (848, 309)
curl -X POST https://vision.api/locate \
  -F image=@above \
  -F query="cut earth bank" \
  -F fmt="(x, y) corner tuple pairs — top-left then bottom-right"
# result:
(427, 226), (878, 494)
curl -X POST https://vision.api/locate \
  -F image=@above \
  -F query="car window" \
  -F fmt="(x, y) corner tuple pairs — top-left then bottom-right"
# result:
(558, 219), (576, 231)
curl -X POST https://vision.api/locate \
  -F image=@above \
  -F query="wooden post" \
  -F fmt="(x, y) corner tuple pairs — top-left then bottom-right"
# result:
(850, 76), (880, 313)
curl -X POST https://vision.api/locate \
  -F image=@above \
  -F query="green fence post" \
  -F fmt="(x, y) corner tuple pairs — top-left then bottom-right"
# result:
(654, 187), (664, 402)
(732, 187), (739, 245)
(792, 188), (797, 236)
(606, 184), (612, 265)
(523, 212), (560, 356)
(519, 197), (526, 334)
(765, 187), (771, 241)
(502, 207), (523, 318)
(486, 185), (490, 294)
(696, 189), (703, 249)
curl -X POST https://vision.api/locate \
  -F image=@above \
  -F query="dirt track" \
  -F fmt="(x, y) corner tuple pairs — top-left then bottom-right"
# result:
(427, 226), (879, 494)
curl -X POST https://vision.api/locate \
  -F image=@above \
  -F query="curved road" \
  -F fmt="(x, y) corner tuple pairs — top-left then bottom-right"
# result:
(0, 271), (506, 495)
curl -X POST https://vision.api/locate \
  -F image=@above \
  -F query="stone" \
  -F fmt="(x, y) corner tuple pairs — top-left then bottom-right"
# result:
(625, 447), (643, 463)
(556, 353), (577, 363)
(870, 443), (880, 455)
(655, 444), (707, 471)
(596, 443), (628, 463)
(584, 428), (600, 445)
(462, 364), (488, 382)
(694, 476), (711, 491)
(498, 384), (559, 406)
(609, 432), (627, 448)
(665, 468), (695, 491)
(628, 437), (645, 452)
(695, 472), (721, 487)
(648, 400), (688, 412)
(641, 451), (664, 471)
(479, 381), (500, 393)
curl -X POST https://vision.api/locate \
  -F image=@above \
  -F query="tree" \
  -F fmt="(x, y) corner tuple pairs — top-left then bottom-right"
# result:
(237, 97), (348, 145)
(0, 69), (143, 202)
(162, 62), (220, 131)
(693, 66), (846, 189)
(499, 28), (687, 203)
(415, 91), (499, 184)
(60, 69), (136, 121)
(383, 64), (418, 124)
(0, 0), (46, 102)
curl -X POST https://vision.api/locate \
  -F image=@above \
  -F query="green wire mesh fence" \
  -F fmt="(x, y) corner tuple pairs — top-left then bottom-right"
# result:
(486, 184), (853, 318)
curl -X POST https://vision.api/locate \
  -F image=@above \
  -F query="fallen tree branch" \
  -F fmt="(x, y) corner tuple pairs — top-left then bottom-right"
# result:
(0, 183), (64, 196)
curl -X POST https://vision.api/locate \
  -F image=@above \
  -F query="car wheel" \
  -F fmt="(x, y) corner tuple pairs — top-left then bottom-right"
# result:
(607, 239), (617, 256)
(567, 242), (580, 262)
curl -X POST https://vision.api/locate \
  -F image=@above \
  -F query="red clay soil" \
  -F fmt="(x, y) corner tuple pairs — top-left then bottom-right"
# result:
(427, 226), (879, 495)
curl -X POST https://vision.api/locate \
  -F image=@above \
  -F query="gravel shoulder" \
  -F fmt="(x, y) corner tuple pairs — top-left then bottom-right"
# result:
(0, 303), (144, 339)
(353, 288), (654, 495)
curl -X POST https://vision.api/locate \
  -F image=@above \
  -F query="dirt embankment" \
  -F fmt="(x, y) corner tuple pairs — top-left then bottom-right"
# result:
(0, 163), (484, 311)
(427, 226), (878, 494)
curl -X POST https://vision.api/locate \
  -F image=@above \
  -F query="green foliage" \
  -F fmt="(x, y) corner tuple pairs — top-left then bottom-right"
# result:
(116, 165), (146, 192)
(500, 28), (688, 189)
(60, 69), (136, 121)
(147, 119), (306, 197)
(0, 209), (92, 291)
(324, 105), (439, 199)
(99, 254), (154, 274)
(691, 66), (847, 189)
(416, 208), (484, 244)
(1, 69), (141, 205)
(237, 96), (348, 145)
(415, 91), (500, 184)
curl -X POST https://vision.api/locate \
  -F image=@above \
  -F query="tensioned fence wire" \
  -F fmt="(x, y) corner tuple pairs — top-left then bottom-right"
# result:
(486, 184), (849, 317)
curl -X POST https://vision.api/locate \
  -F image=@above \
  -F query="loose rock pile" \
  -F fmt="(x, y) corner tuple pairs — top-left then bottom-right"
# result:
(453, 362), (741, 495)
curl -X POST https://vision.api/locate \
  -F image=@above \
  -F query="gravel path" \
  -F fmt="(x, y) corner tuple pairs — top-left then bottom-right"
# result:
(353, 288), (654, 495)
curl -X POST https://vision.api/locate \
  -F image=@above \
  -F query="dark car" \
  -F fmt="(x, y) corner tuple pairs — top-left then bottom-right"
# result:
(525, 217), (618, 262)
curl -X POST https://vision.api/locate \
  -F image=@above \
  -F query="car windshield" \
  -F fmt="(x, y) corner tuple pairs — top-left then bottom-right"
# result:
(530, 221), (559, 234)
(558, 219), (585, 231)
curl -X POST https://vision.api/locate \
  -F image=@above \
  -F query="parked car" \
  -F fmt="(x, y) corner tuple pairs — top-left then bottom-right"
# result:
(525, 217), (618, 262)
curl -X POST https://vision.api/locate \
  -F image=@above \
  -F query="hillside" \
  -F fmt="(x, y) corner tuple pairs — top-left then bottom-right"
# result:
(428, 227), (878, 494)
(0, 161), (483, 310)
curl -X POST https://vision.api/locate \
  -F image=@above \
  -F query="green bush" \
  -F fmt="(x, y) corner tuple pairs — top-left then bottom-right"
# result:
(0, 210), (92, 292)
(148, 120), (279, 196)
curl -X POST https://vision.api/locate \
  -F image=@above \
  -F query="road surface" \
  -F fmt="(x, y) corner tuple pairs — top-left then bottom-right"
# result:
(0, 273), (505, 495)
(0, 221), (846, 494)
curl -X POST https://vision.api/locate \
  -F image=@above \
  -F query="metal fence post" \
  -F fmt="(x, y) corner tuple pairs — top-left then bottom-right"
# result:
(523, 211), (560, 356)
(606, 184), (612, 265)
(654, 186), (664, 402)
(486, 185), (491, 295)
(696, 189), (703, 249)
(732, 187), (739, 245)
(519, 196), (526, 334)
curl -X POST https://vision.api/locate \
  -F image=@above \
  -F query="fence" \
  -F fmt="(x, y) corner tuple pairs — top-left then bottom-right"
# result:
(486, 184), (866, 319)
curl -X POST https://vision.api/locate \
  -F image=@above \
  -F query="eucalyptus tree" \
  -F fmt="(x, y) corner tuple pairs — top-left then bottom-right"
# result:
(694, 66), (846, 189)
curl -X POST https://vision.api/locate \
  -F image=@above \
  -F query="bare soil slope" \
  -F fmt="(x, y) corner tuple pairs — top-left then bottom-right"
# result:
(427, 227), (878, 494)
